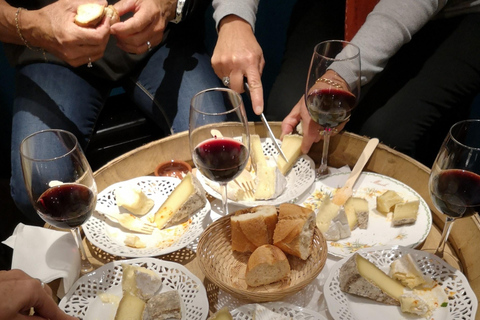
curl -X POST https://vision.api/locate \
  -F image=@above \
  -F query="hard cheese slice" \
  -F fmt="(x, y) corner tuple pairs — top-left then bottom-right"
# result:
(153, 172), (206, 229)
(339, 253), (404, 305)
(277, 134), (303, 175)
(392, 200), (419, 226)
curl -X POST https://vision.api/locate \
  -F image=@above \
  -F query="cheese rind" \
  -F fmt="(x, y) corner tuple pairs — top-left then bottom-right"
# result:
(339, 253), (404, 305)
(316, 197), (351, 240)
(142, 290), (182, 320)
(392, 200), (419, 226)
(344, 197), (369, 230)
(122, 264), (162, 300)
(277, 134), (303, 175)
(376, 190), (403, 213)
(153, 172), (206, 229)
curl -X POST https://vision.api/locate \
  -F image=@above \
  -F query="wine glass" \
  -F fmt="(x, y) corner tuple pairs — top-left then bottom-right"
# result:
(428, 119), (480, 263)
(189, 88), (250, 215)
(305, 40), (361, 179)
(20, 129), (97, 274)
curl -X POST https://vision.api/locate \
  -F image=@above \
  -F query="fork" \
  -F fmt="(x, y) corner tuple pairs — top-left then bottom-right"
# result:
(234, 171), (256, 200)
(102, 212), (156, 234)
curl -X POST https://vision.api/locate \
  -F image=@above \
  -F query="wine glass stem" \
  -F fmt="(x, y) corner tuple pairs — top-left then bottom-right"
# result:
(221, 182), (229, 215)
(317, 128), (332, 179)
(434, 216), (456, 259)
(70, 227), (94, 274)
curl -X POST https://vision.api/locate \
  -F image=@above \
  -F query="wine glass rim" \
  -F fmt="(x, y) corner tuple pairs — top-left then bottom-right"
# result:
(191, 87), (243, 116)
(314, 40), (360, 61)
(20, 129), (79, 161)
(450, 119), (480, 151)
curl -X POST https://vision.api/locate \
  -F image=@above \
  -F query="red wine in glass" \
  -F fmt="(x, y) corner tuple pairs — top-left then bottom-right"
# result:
(193, 137), (248, 183)
(306, 88), (357, 127)
(36, 183), (95, 229)
(430, 169), (480, 219)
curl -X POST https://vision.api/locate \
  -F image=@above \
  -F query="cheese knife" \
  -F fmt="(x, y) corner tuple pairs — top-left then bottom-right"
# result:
(243, 78), (289, 163)
(331, 138), (379, 206)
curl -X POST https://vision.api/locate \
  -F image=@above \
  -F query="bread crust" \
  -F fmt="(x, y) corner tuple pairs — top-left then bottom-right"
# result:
(273, 203), (315, 260)
(245, 244), (290, 287)
(230, 205), (278, 252)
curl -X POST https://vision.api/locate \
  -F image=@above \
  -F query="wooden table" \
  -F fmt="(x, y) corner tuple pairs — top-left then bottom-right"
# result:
(87, 122), (480, 318)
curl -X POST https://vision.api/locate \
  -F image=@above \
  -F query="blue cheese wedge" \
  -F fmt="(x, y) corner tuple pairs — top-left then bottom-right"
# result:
(316, 196), (351, 240)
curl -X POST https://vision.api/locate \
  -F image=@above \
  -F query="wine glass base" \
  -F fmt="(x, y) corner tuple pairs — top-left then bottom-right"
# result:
(421, 248), (463, 272)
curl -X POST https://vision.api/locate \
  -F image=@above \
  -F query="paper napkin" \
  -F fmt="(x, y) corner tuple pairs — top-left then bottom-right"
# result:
(2, 223), (80, 297)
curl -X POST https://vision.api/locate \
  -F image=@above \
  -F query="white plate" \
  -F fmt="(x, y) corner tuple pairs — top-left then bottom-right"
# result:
(59, 258), (208, 320)
(84, 176), (210, 257)
(196, 137), (315, 207)
(231, 302), (327, 319)
(299, 172), (432, 258)
(324, 246), (478, 320)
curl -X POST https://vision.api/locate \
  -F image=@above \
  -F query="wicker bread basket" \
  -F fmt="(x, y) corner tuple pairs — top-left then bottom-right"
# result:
(196, 213), (328, 302)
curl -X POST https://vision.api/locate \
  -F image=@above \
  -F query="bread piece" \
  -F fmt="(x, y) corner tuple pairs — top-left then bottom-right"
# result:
(74, 3), (106, 27)
(75, 3), (119, 27)
(142, 290), (181, 320)
(230, 205), (278, 252)
(245, 244), (290, 287)
(273, 203), (315, 260)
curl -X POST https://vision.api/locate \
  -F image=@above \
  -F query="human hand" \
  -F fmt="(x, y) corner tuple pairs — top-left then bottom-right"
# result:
(29, 0), (111, 67)
(0, 269), (78, 320)
(110, 0), (176, 54)
(211, 15), (265, 115)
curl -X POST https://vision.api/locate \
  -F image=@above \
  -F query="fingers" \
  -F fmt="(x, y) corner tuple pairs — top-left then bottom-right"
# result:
(245, 70), (264, 115)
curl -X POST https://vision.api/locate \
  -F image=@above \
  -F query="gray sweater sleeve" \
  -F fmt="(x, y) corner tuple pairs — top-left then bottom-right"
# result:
(212, 0), (259, 31)
(333, 0), (448, 90)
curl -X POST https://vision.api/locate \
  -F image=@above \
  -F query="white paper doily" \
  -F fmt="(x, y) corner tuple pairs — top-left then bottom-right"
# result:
(231, 302), (327, 319)
(196, 137), (315, 206)
(84, 176), (210, 257)
(300, 172), (432, 258)
(59, 258), (208, 320)
(324, 246), (478, 320)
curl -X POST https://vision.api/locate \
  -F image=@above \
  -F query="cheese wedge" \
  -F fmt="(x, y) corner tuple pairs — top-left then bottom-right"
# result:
(339, 253), (404, 305)
(115, 185), (154, 216)
(253, 304), (291, 320)
(204, 170), (255, 201)
(316, 196), (351, 240)
(122, 264), (162, 300)
(254, 165), (286, 200)
(389, 254), (432, 289)
(153, 172), (206, 229)
(376, 190), (403, 213)
(392, 200), (419, 226)
(208, 307), (233, 320)
(142, 290), (182, 320)
(277, 134), (303, 175)
(344, 197), (369, 230)
(114, 293), (146, 320)
(250, 134), (267, 172)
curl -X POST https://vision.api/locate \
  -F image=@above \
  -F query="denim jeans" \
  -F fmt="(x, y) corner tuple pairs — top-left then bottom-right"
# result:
(10, 42), (222, 225)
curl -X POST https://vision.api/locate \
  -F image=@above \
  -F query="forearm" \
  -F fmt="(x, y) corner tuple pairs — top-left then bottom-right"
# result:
(0, 1), (26, 45)
(212, 0), (258, 31)
(334, 0), (448, 88)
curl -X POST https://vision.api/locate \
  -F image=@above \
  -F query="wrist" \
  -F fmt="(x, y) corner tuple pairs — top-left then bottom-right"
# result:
(218, 15), (252, 33)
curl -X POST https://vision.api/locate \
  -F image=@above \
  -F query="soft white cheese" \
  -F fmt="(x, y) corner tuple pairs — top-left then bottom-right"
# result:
(316, 197), (351, 241)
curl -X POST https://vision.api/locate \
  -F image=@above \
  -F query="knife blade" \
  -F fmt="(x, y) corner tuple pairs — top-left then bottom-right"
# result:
(243, 78), (289, 163)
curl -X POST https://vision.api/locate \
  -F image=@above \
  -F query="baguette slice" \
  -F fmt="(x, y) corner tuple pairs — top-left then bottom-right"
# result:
(273, 203), (315, 260)
(245, 244), (290, 287)
(230, 205), (278, 252)
(75, 4), (119, 27)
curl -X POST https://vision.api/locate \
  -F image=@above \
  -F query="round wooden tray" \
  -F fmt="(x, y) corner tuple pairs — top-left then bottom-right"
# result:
(196, 214), (327, 302)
